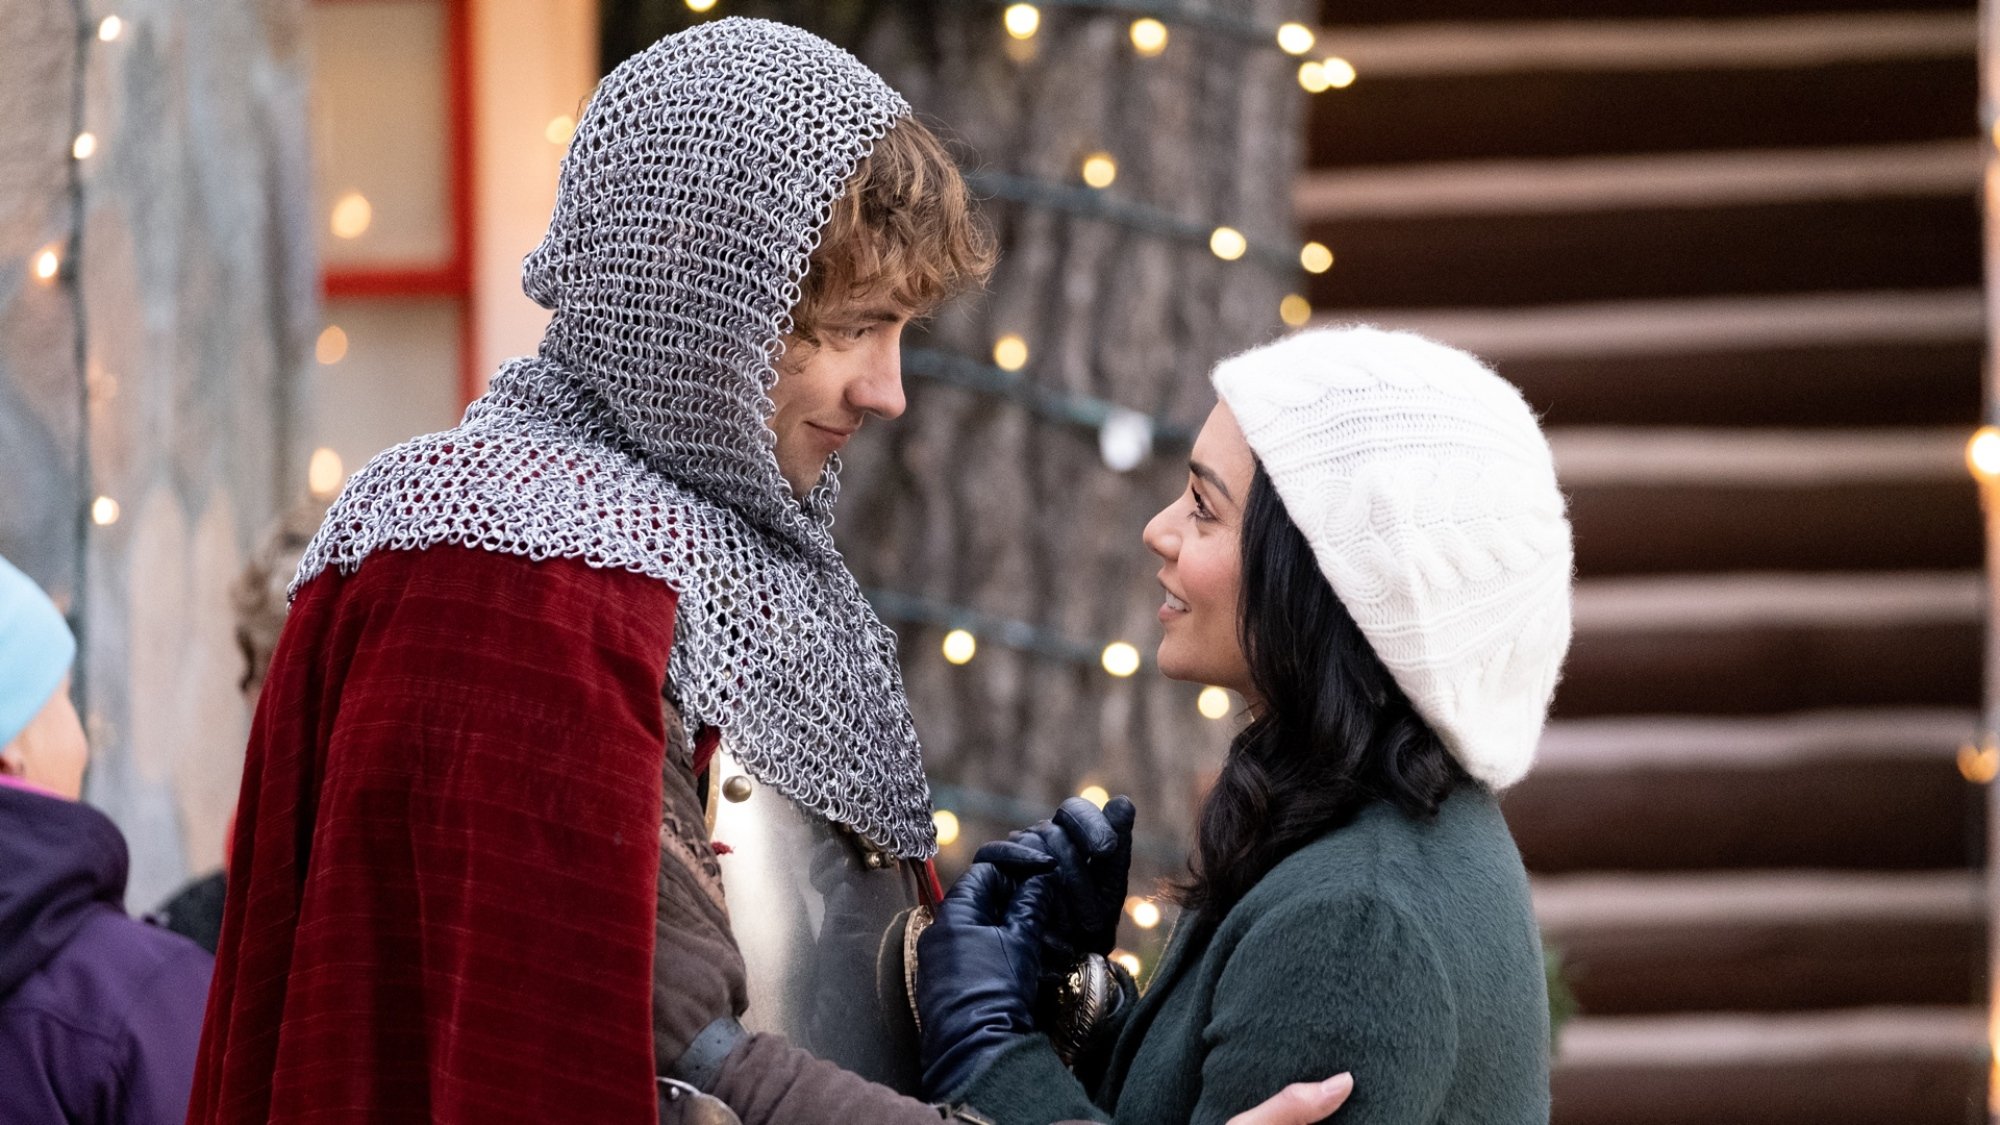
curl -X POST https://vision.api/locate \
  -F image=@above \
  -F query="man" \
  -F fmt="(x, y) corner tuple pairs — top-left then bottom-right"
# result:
(190, 19), (1347, 1125)
(0, 556), (213, 1123)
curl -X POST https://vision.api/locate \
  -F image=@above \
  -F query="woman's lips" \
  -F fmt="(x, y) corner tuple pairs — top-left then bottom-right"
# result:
(1158, 590), (1190, 622)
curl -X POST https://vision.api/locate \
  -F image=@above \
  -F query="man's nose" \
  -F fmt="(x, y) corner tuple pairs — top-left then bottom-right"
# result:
(849, 340), (906, 420)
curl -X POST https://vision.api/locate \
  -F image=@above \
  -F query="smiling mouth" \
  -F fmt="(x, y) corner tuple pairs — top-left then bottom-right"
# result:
(1159, 582), (1190, 614)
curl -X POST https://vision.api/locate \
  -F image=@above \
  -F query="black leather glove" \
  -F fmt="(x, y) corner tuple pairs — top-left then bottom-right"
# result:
(915, 862), (1054, 1102)
(974, 795), (1135, 960)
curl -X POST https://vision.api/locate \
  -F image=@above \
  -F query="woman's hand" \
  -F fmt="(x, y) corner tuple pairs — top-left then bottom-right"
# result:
(973, 795), (1136, 959)
(1226, 1074), (1354, 1125)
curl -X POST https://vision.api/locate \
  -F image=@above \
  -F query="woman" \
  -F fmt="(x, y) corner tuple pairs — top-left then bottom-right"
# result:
(915, 325), (1572, 1124)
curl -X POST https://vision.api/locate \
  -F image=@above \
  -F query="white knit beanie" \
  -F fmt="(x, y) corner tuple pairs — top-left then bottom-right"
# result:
(1210, 325), (1573, 789)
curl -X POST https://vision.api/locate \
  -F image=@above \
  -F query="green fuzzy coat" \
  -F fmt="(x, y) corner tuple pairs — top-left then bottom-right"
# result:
(957, 786), (1551, 1125)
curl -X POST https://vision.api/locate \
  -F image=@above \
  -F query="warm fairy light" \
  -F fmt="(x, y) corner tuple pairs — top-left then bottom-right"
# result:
(685, 0), (718, 10)
(1298, 61), (1331, 93)
(97, 15), (122, 41)
(1081, 152), (1118, 189)
(1129, 18), (1168, 57)
(1280, 294), (1312, 327)
(1300, 241), (1334, 274)
(1959, 742), (1999, 784)
(1112, 950), (1143, 977)
(316, 325), (349, 365)
(942, 628), (978, 665)
(308, 448), (347, 500)
(993, 334), (1030, 372)
(91, 496), (120, 526)
(72, 132), (97, 160)
(31, 247), (60, 284)
(934, 809), (962, 847)
(1968, 427), (2000, 481)
(1078, 784), (1110, 808)
(330, 191), (373, 240)
(544, 115), (576, 145)
(1129, 898), (1162, 929)
(1003, 4), (1041, 39)
(1323, 57), (1358, 88)
(1209, 226), (1247, 261)
(1101, 641), (1141, 677)
(1198, 686), (1231, 719)
(1276, 22), (1316, 55)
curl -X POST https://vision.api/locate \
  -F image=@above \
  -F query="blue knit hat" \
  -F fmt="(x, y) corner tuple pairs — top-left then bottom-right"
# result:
(0, 555), (76, 749)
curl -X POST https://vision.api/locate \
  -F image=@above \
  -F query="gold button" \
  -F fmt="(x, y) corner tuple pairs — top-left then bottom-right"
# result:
(722, 775), (754, 803)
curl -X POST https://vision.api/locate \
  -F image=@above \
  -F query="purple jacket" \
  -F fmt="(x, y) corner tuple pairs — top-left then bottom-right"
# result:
(0, 781), (213, 1124)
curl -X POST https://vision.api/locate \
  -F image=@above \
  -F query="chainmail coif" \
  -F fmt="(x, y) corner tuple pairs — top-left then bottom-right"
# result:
(294, 18), (937, 858)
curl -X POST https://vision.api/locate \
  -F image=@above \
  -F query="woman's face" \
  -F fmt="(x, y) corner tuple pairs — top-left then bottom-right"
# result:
(1143, 402), (1259, 701)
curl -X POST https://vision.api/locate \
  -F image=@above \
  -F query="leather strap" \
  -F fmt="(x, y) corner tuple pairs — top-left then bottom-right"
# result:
(669, 1014), (748, 1094)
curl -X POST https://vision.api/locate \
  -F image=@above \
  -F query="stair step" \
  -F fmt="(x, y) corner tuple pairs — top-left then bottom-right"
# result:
(1325, 290), (1983, 429)
(1303, 194), (1977, 310)
(1297, 141), (1978, 220)
(1556, 573), (1983, 716)
(1535, 872), (1984, 1013)
(1309, 58), (1973, 167)
(1552, 1008), (1985, 1125)
(1321, 2), (1970, 26)
(1555, 429), (1979, 575)
(1509, 710), (1983, 871)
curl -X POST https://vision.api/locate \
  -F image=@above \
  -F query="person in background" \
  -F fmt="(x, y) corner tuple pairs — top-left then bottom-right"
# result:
(0, 555), (214, 1124)
(148, 496), (329, 954)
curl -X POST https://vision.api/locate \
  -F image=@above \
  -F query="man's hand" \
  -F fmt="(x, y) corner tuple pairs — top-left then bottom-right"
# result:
(1225, 1073), (1354, 1125)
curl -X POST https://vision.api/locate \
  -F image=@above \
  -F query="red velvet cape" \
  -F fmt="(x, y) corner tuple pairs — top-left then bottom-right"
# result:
(188, 546), (676, 1123)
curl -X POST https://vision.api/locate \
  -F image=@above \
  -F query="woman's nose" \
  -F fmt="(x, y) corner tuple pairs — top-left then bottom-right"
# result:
(1143, 506), (1178, 559)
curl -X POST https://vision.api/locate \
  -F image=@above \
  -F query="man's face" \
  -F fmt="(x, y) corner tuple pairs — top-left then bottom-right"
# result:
(769, 298), (912, 497)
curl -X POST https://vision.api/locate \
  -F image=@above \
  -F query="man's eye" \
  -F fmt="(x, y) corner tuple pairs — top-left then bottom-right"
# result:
(840, 325), (870, 342)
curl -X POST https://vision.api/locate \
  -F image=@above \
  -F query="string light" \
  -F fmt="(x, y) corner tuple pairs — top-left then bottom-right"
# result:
(1099, 408), (1154, 472)
(330, 191), (372, 240)
(1280, 294), (1312, 327)
(544, 115), (575, 145)
(1298, 61), (1331, 94)
(90, 496), (120, 526)
(1078, 784), (1110, 808)
(685, 0), (718, 10)
(316, 325), (349, 365)
(31, 246), (61, 284)
(1960, 741), (1999, 784)
(1208, 226), (1247, 261)
(993, 334), (1030, 372)
(1129, 18), (1168, 56)
(1197, 686), (1231, 719)
(1300, 241), (1334, 274)
(942, 628), (978, 665)
(1081, 152), (1118, 189)
(1322, 57), (1358, 88)
(97, 15), (122, 41)
(307, 448), (347, 500)
(1112, 951), (1143, 977)
(71, 132), (97, 160)
(1129, 898), (1162, 929)
(1101, 641), (1141, 677)
(1968, 427), (2000, 482)
(1004, 3), (1041, 39)
(934, 808), (962, 846)
(1275, 22), (1316, 55)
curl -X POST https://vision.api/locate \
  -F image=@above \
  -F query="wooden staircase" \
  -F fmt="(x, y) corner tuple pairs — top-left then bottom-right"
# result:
(1303, 3), (1988, 1121)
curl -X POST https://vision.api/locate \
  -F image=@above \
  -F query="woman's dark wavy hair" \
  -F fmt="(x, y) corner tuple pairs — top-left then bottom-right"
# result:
(1173, 462), (1470, 918)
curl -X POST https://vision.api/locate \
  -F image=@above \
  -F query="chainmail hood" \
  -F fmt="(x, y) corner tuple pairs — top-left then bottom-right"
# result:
(294, 18), (937, 858)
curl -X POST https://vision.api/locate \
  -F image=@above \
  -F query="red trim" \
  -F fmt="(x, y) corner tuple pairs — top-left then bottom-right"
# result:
(315, 0), (480, 406)
(324, 265), (465, 299)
